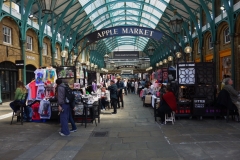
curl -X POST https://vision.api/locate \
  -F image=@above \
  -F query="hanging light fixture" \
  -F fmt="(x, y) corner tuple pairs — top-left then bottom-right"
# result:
(168, 9), (183, 35)
(184, 45), (192, 54)
(176, 52), (182, 59)
(37, 0), (58, 14)
(61, 50), (67, 58)
(159, 61), (163, 66)
(148, 44), (155, 56)
(163, 59), (168, 64)
(168, 56), (173, 62)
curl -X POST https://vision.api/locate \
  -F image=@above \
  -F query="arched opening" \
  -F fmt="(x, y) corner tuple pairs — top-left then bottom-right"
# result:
(26, 64), (36, 84)
(0, 61), (18, 101)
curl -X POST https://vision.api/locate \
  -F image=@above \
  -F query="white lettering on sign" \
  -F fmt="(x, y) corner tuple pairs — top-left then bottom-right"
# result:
(194, 100), (205, 103)
(27, 55), (35, 60)
(16, 63), (24, 66)
(96, 27), (155, 39)
(115, 54), (138, 57)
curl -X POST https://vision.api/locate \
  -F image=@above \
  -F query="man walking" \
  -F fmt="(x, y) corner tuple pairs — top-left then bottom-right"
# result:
(108, 80), (118, 114)
(56, 79), (70, 136)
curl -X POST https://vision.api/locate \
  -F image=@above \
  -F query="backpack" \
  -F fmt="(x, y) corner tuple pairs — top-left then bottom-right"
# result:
(64, 85), (75, 104)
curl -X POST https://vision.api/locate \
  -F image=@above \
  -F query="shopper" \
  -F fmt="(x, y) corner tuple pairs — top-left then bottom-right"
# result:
(10, 81), (27, 116)
(56, 79), (70, 136)
(223, 78), (240, 114)
(116, 76), (124, 108)
(108, 80), (118, 114)
(157, 86), (177, 124)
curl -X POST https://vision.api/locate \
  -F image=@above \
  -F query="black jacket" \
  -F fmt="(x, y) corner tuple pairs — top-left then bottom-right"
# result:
(216, 89), (237, 110)
(108, 84), (118, 100)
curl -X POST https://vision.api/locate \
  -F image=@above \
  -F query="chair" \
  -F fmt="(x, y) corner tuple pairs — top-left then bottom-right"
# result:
(143, 95), (152, 107)
(10, 93), (28, 125)
(165, 111), (175, 124)
(216, 89), (239, 122)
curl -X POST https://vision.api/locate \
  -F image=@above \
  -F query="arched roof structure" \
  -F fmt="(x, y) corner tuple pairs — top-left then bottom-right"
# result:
(16, 0), (218, 65)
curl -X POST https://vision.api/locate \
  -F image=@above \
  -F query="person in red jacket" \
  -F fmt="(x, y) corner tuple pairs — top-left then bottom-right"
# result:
(158, 86), (177, 124)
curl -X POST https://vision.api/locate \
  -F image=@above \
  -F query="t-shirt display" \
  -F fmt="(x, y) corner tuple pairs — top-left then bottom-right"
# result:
(38, 100), (51, 119)
(45, 67), (57, 83)
(36, 85), (45, 100)
(34, 69), (46, 86)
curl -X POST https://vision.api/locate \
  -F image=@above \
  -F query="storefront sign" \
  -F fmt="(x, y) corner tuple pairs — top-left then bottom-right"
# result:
(193, 98), (206, 116)
(86, 26), (163, 43)
(27, 55), (36, 60)
(116, 65), (139, 69)
(113, 51), (139, 59)
(193, 99), (205, 108)
(15, 60), (24, 69)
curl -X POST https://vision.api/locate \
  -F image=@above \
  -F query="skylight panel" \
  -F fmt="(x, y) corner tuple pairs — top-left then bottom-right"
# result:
(142, 12), (151, 20)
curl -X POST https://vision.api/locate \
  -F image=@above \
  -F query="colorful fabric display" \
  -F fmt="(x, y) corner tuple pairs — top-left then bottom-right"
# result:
(31, 102), (40, 120)
(38, 100), (51, 119)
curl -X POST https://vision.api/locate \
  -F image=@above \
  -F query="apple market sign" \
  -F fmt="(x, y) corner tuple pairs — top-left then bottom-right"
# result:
(85, 26), (164, 43)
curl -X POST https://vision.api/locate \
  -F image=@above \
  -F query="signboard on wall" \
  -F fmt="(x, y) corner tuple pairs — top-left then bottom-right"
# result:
(113, 51), (139, 59)
(15, 60), (24, 69)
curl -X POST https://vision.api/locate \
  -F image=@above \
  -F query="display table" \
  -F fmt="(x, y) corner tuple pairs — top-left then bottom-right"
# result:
(74, 96), (100, 127)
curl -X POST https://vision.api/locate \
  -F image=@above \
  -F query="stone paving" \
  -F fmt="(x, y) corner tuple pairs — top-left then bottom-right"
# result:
(1, 94), (240, 160)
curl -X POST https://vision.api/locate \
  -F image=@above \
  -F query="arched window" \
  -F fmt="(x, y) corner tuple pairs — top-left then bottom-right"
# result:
(224, 27), (230, 44)
(209, 36), (213, 49)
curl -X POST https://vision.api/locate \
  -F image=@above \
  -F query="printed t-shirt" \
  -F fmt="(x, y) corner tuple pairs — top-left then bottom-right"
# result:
(34, 69), (46, 86)
(29, 81), (38, 99)
(38, 100), (51, 119)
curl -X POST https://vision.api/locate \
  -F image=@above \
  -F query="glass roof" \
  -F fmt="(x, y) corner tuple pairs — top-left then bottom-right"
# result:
(78, 0), (169, 51)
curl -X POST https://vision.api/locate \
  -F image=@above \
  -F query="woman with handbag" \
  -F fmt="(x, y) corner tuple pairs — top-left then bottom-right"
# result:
(9, 81), (27, 116)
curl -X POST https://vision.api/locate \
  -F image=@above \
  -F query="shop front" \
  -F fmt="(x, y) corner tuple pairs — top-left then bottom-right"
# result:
(0, 61), (18, 102)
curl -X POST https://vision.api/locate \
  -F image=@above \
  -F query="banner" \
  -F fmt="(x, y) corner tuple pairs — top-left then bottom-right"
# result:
(113, 51), (139, 59)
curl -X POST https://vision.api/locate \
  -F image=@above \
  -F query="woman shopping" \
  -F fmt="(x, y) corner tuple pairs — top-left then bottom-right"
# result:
(9, 81), (27, 116)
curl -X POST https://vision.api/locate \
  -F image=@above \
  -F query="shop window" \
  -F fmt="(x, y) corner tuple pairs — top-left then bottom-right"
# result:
(3, 26), (12, 44)
(43, 43), (47, 55)
(221, 56), (231, 78)
(55, 48), (58, 59)
(209, 36), (213, 49)
(197, 42), (200, 54)
(224, 27), (230, 44)
(27, 36), (33, 50)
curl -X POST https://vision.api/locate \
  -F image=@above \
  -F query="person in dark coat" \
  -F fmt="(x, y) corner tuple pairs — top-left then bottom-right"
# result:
(223, 78), (240, 114)
(108, 80), (118, 114)
(116, 76), (124, 108)
(158, 86), (177, 124)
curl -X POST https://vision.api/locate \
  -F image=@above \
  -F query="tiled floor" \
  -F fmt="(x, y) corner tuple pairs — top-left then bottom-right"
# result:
(1, 94), (240, 160)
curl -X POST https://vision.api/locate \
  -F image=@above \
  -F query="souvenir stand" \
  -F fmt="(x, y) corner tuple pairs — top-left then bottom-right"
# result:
(176, 62), (216, 118)
(26, 66), (58, 122)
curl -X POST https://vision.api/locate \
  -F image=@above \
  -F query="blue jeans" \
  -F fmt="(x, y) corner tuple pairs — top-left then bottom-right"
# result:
(60, 104), (70, 135)
(69, 108), (77, 130)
